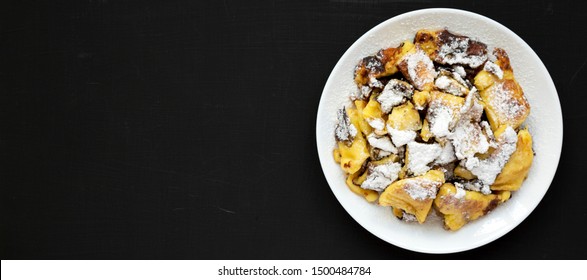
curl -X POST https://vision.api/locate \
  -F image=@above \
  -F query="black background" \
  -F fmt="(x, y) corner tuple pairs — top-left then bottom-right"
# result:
(2, 0), (586, 259)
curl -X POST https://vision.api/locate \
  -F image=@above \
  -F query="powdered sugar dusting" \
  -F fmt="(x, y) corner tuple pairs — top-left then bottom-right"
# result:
(451, 122), (490, 160)
(448, 91), (490, 159)
(454, 186), (466, 199)
(403, 49), (438, 90)
(480, 120), (497, 148)
(436, 31), (488, 68)
(369, 76), (384, 89)
(367, 118), (385, 131)
(367, 133), (397, 154)
(354, 86), (371, 100)
(387, 125), (417, 147)
(403, 178), (442, 201)
(377, 79), (414, 113)
(364, 56), (383, 73)
(402, 212), (418, 223)
(435, 141), (457, 165)
(361, 161), (402, 191)
(428, 106), (453, 138)
(464, 126), (518, 185)
(460, 88), (483, 121)
(370, 148), (392, 160)
(483, 61), (504, 79)
(454, 180), (491, 195)
(486, 81), (528, 123)
(452, 65), (467, 78)
(435, 75), (467, 96)
(407, 142), (442, 175)
(334, 108), (357, 144)
(435, 75), (451, 90)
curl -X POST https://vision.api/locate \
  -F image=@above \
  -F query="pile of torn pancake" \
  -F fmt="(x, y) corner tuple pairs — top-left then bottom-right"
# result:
(333, 29), (533, 231)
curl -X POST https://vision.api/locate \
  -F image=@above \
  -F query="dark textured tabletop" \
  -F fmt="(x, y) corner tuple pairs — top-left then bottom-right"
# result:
(2, 0), (586, 259)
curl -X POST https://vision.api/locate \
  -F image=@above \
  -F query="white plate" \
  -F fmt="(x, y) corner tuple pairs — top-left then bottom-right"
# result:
(316, 8), (563, 253)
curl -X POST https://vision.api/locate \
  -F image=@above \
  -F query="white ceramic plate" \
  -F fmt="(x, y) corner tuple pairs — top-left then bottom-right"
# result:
(316, 8), (563, 253)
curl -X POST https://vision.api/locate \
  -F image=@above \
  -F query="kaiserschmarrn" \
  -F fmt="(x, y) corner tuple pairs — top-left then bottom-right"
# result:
(333, 29), (533, 231)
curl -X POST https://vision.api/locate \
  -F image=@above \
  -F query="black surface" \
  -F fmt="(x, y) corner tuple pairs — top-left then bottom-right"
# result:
(2, 0), (586, 259)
